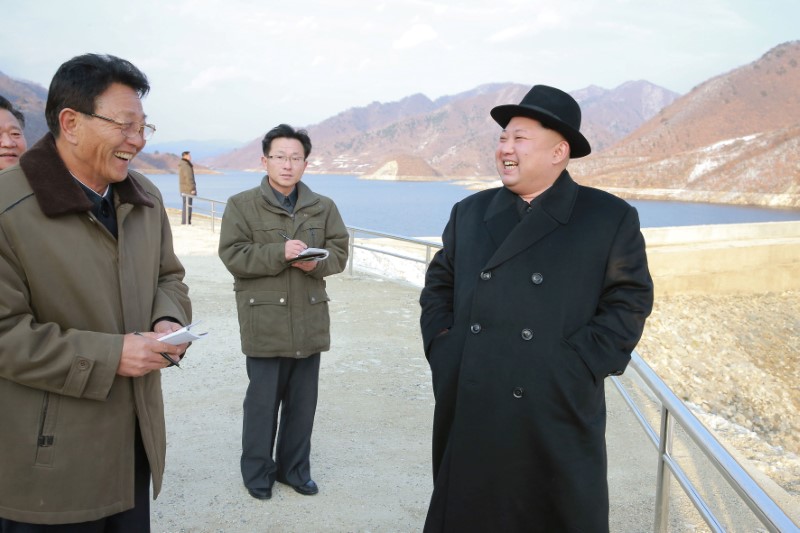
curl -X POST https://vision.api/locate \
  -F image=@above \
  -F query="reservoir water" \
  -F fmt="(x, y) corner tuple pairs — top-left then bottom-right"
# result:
(145, 171), (800, 238)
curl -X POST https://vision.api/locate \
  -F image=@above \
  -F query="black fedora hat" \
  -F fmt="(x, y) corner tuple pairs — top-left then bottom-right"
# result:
(490, 85), (591, 158)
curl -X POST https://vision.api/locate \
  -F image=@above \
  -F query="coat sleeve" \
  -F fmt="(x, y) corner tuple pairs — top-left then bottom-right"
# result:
(150, 205), (192, 327)
(564, 205), (654, 380)
(305, 201), (349, 279)
(217, 197), (289, 278)
(419, 203), (458, 358)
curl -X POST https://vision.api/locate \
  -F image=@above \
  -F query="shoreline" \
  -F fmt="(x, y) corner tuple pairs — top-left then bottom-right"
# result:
(177, 169), (800, 209)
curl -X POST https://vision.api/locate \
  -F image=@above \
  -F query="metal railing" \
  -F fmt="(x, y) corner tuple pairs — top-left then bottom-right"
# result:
(181, 194), (226, 233)
(346, 226), (441, 276)
(611, 352), (797, 532)
(180, 193), (797, 532)
(178, 195), (444, 275)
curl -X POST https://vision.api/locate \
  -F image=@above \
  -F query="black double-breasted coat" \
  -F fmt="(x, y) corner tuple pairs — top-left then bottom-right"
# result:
(419, 171), (654, 532)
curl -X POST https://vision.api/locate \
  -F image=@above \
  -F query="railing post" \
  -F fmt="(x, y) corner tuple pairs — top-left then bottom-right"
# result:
(653, 405), (673, 532)
(348, 228), (356, 276)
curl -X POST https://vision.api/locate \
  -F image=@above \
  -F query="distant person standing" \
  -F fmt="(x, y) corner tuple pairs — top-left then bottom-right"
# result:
(419, 85), (653, 532)
(0, 95), (27, 170)
(178, 150), (196, 224)
(218, 124), (349, 501)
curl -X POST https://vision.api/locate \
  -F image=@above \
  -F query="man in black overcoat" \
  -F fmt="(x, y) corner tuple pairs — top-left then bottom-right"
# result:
(419, 85), (654, 532)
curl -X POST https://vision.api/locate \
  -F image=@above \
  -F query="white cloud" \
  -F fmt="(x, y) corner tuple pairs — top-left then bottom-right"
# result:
(187, 66), (249, 91)
(487, 25), (531, 43)
(2, 0), (798, 142)
(393, 24), (438, 50)
(486, 8), (563, 42)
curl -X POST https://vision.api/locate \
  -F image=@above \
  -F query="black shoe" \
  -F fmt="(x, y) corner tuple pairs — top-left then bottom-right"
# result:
(247, 487), (272, 500)
(292, 479), (319, 496)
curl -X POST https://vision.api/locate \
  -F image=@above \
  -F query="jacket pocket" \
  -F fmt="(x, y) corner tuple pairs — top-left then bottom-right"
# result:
(35, 392), (60, 467)
(238, 289), (292, 353)
(305, 286), (331, 335)
(299, 222), (325, 248)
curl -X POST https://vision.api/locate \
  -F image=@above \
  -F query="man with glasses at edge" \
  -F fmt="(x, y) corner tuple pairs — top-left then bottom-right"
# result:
(219, 124), (348, 501)
(0, 54), (191, 532)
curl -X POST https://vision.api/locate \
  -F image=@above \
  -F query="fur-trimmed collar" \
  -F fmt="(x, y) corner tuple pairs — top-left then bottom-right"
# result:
(18, 133), (154, 218)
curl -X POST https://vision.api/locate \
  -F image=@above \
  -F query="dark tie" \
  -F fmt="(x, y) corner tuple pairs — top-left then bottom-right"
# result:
(96, 196), (117, 238)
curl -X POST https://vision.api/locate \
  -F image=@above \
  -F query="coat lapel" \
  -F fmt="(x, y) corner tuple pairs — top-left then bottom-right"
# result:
(483, 171), (579, 270)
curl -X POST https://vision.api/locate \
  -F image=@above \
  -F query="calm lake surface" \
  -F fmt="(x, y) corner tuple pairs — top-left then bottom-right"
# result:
(145, 171), (800, 238)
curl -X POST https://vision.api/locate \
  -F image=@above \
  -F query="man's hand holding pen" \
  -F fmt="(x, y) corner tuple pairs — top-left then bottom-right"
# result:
(118, 321), (190, 377)
(281, 232), (317, 272)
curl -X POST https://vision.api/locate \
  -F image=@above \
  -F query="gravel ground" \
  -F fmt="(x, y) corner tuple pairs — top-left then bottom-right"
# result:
(636, 291), (800, 496)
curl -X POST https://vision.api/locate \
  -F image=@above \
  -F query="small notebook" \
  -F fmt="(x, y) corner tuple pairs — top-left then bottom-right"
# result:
(288, 247), (329, 264)
(158, 322), (208, 345)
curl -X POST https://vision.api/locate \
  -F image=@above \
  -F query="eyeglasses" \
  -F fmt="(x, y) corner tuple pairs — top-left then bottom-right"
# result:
(85, 112), (156, 141)
(267, 155), (305, 165)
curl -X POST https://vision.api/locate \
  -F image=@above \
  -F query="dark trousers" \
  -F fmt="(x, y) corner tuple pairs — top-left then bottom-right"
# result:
(241, 354), (320, 491)
(181, 196), (193, 225)
(1, 424), (151, 533)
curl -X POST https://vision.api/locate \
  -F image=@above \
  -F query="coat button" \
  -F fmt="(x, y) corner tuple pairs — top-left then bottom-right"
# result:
(279, 297), (285, 303)
(480, 271), (492, 281)
(310, 296), (316, 303)
(513, 387), (524, 399)
(531, 273), (544, 285)
(470, 323), (482, 334)
(78, 359), (89, 370)
(249, 298), (255, 304)
(520, 329), (533, 341)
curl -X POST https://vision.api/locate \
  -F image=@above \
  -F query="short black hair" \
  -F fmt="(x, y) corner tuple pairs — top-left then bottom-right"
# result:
(182, 151), (190, 157)
(261, 124), (312, 158)
(45, 53), (150, 137)
(0, 95), (25, 128)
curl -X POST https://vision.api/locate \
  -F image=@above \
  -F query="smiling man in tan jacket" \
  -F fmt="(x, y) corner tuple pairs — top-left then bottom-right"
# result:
(0, 54), (191, 531)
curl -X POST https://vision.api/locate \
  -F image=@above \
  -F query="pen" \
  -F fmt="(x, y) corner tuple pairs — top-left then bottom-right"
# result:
(279, 231), (291, 241)
(134, 332), (181, 368)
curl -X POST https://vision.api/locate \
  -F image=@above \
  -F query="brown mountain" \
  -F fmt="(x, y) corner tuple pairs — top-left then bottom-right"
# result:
(572, 40), (800, 207)
(208, 81), (678, 178)
(0, 72), (215, 175)
(576, 81), (681, 153)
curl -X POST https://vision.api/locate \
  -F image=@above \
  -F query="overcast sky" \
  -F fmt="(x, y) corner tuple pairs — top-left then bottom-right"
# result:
(3, 0), (798, 143)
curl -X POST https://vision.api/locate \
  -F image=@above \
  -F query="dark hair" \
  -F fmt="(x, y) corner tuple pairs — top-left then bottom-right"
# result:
(182, 151), (190, 157)
(0, 95), (25, 128)
(45, 53), (150, 137)
(261, 124), (312, 158)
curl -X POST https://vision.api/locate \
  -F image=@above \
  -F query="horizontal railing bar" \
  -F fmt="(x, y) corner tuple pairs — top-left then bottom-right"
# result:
(624, 352), (796, 532)
(351, 244), (429, 265)
(662, 451), (726, 532)
(609, 377), (660, 448)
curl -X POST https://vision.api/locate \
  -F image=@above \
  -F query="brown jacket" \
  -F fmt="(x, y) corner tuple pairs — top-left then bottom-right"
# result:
(0, 134), (191, 524)
(178, 157), (196, 194)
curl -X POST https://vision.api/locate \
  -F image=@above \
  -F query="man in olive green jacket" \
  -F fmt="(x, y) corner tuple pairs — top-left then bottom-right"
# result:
(219, 124), (348, 501)
(0, 54), (191, 530)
